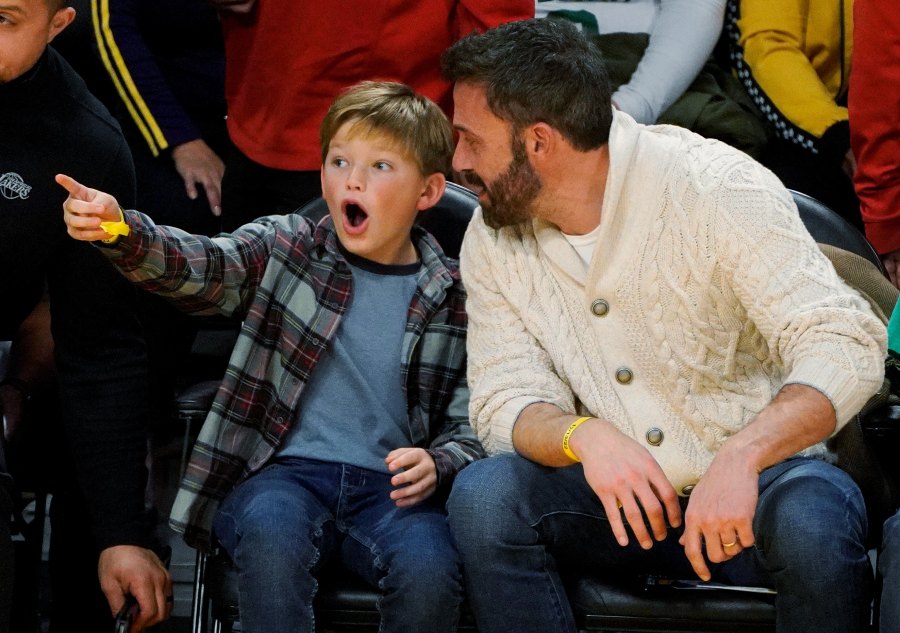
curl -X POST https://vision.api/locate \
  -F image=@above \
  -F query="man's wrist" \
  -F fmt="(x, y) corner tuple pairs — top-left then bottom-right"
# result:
(562, 416), (592, 462)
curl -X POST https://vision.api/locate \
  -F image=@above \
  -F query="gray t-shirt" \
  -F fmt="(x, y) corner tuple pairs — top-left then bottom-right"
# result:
(275, 251), (419, 473)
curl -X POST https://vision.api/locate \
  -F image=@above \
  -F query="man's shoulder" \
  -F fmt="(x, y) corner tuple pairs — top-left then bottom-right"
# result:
(47, 48), (127, 146)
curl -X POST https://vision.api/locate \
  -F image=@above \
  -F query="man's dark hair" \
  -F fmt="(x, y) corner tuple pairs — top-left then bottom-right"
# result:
(442, 18), (613, 151)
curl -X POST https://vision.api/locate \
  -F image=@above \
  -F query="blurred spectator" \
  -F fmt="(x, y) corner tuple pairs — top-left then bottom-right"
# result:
(850, 0), (900, 287)
(726, 0), (860, 228)
(89, 0), (229, 236)
(0, 1), (170, 631)
(87, 0), (233, 445)
(211, 0), (534, 230)
(536, 0), (726, 124)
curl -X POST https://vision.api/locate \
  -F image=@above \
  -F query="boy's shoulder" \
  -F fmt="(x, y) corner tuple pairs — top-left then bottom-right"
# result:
(413, 225), (460, 272)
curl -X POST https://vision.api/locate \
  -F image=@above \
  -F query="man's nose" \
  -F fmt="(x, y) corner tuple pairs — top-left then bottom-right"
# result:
(451, 144), (470, 174)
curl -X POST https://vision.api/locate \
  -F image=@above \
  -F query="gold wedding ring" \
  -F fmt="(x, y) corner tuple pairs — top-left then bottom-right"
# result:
(722, 540), (737, 548)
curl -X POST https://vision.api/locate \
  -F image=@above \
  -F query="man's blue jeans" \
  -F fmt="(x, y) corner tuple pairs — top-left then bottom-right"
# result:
(447, 454), (872, 633)
(212, 457), (462, 633)
(880, 509), (900, 632)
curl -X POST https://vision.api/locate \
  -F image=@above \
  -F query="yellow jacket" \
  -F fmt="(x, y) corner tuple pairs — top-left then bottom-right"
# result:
(731, 0), (852, 145)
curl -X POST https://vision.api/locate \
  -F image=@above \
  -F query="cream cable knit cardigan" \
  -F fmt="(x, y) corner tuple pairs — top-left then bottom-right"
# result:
(460, 111), (886, 494)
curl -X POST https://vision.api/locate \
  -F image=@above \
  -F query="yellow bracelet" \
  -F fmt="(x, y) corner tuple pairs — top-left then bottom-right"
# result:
(99, 207), (130, 244)
(562, 416), (592, 462)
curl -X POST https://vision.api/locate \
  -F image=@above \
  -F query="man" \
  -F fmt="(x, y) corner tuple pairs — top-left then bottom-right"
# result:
(0, 1), (170, 631)
(442, 18), (886, 633)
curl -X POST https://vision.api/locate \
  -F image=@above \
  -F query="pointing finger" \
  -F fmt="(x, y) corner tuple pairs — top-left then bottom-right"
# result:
(55, 173), (95, 201)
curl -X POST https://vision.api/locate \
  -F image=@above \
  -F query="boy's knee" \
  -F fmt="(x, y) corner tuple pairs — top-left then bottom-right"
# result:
(884, 511), (900, 546)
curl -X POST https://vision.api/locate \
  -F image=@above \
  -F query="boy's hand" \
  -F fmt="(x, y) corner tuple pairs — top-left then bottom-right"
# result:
(56, 173), (124, 242)
(386, 447), (437, 508)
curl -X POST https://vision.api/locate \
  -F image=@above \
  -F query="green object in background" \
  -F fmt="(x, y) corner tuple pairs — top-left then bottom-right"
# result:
(888, 302), (900, 354)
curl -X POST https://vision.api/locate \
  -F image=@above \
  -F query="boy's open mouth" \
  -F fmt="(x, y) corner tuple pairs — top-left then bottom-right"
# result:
(343, 201), (369, 228)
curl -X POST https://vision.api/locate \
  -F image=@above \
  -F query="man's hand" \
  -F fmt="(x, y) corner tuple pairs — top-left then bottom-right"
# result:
(99, 545), (172, 633)
(386, 447), (437, 508)
(208, 0), (256, 14)
(678, 444), (758, 581)
(56, 174), (123, 242)
(882, 249), (900, 288)
(677, 384), (837, 580)
(172, 139), (225, 217)
(570, 419), (682, 550)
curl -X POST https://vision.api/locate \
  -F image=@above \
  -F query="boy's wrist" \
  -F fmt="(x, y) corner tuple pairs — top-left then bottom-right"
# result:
(99, 207), (131, 245)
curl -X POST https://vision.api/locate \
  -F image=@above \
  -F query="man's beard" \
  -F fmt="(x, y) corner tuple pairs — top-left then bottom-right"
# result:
(463, 136), (542, 230)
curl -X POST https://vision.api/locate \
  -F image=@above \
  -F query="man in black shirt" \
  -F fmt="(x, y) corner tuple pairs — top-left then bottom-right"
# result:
(0, 1), (171, 631)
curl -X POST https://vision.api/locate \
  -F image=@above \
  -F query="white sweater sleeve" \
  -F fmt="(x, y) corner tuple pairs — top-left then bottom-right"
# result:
(613, 0), (726, 123)
(460, 212), (577, 455)
(710, 163), (887, 428)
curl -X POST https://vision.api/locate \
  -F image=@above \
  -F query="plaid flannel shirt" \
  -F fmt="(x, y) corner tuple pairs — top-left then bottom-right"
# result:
(102, 209), (480, 548)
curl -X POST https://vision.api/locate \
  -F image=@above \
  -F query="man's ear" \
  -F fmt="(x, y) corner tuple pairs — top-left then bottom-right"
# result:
(416, 172), (447, 212)
(48, 7), (76, 43)
(525, 123), (555, 156)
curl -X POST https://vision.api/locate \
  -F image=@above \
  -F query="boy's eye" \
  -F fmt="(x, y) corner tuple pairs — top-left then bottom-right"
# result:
(331, 157), (347, 168)
(374, 161), (391, 171)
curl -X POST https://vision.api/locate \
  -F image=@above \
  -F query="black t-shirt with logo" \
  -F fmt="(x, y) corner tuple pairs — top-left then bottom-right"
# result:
(0, 48), (154, 550)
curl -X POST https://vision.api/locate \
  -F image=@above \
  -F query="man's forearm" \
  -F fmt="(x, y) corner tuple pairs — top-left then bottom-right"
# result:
(716, 383), (836, 474)
(512, 402), (595, 467)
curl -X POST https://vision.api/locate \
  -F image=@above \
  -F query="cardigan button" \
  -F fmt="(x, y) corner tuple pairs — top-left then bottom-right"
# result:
(615, 367), (633, 384)
(681, 484), (696, 496)
(591, 299), (610, 317)
(646, 427), (664, 446)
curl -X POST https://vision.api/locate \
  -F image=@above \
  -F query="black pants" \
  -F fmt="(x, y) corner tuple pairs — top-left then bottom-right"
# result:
(220, 145), (322, 232)
(5, 394), (113, 633)
(0, 469), (12, 633)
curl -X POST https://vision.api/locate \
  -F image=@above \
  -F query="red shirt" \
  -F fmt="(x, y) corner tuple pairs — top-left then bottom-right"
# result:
(851, 0), (900, 254)
(221, 0), (533, 171)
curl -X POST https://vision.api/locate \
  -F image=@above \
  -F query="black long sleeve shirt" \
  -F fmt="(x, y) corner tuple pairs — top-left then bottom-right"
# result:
(0, 49), (153, 550)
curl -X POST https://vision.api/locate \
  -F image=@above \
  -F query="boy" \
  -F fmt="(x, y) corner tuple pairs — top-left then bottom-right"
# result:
(58, 81), (482, 633)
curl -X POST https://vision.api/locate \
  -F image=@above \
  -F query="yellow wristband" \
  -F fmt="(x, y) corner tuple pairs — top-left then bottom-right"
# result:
(99, 207), (130, 244)
(562, 416), (592, 462)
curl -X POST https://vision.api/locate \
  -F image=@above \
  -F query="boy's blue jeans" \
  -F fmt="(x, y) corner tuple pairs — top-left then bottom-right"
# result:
(447, 454), (872, 633)
(881, 510), (900, 632)
(212, 457), (462, 633)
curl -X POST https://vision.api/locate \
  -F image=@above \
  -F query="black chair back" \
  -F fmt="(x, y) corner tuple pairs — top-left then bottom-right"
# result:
(790, 189), (883, 273)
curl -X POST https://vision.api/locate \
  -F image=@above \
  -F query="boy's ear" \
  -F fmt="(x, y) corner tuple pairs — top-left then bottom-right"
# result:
(416, 172), (446, 212)
(48, 7), (76, 43)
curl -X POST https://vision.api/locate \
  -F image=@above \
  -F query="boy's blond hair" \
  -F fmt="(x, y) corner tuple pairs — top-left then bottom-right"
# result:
(320, 81), (453, 177)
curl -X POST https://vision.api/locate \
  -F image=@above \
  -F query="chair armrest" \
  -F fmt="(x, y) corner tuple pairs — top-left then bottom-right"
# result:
(175, 380), (219, 420)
